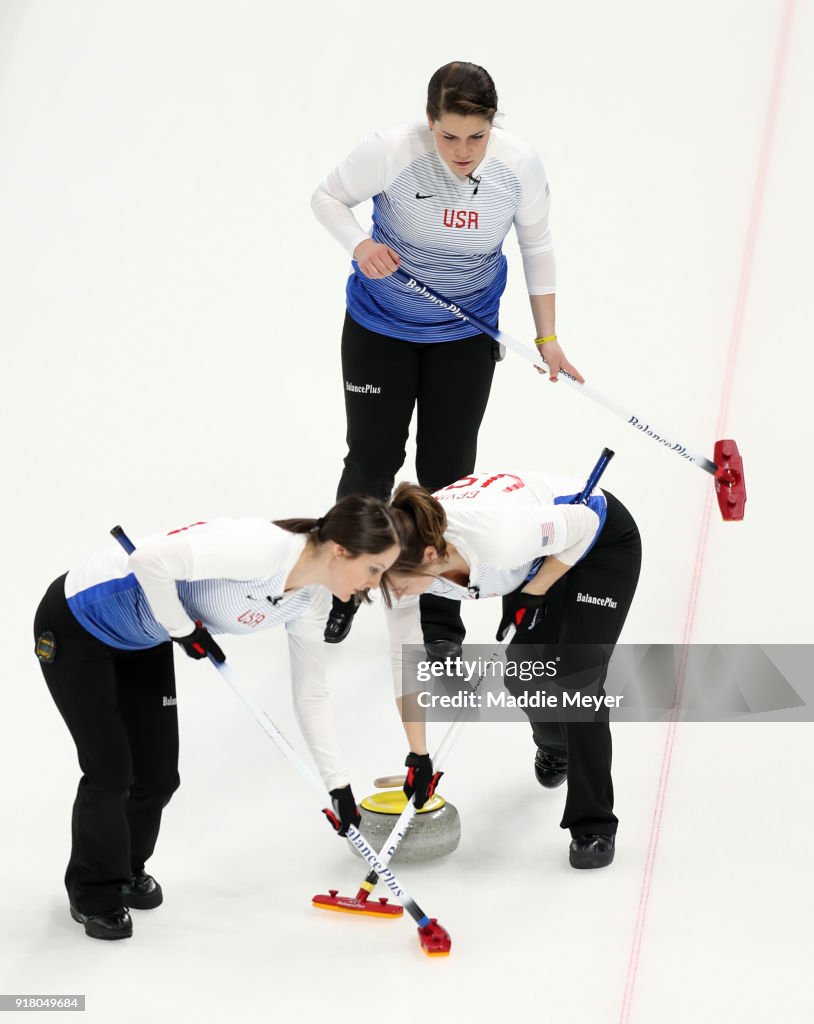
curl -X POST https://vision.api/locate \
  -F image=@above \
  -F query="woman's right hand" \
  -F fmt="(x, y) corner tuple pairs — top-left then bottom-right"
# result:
(353, 239), (400, 279)
(322, 785), (362, 837)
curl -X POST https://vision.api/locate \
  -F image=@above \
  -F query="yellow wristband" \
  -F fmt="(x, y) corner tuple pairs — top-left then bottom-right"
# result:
(535, 334), (557, 345)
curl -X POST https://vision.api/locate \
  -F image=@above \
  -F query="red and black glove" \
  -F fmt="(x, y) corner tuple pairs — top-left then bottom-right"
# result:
(172, 621), (226, 663)
(496, 591), (547, 641)
(403, 752), (443, 810)
(322, 785), (362, 837)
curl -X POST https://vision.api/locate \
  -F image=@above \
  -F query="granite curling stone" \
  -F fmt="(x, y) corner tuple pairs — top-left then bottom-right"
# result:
(347, 789), (461, 865)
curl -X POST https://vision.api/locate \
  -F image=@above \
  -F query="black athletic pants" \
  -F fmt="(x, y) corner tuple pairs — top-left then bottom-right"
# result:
(503, 492), (642, 838)
(34, 575), (180, 914)
(337, 312), (498, 642)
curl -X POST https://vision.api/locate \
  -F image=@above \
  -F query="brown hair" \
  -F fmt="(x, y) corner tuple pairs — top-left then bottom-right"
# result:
(379, 482), (448, 606)
(274, 494), (404, 556)
(426, 61), (498, 123)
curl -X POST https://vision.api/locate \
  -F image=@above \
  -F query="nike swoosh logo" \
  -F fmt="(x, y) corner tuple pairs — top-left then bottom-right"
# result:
(415, 193), (435, 199)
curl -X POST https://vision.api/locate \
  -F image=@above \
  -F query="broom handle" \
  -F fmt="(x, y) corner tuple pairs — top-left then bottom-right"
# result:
(356, 627), (516, 896)
(392, 268), (718, 475)
(109, 524), (438, 929)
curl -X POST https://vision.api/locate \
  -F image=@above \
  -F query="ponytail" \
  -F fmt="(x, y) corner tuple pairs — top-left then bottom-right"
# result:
(273, 516), (323, 535)
(274, 495), (402, 554)
(377, 483), (448, 608)
(390, 481), (448, 563)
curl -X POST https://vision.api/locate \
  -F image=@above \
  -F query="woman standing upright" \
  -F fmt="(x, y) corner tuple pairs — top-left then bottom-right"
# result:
(312, 60), (583, 650)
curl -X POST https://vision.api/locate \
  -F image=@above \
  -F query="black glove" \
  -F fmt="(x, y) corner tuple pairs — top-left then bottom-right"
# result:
(322, 785), (362, 837)
(403, 752), (443, 810)
(496, 591), (547, 641)
(172, 621), (226, 663)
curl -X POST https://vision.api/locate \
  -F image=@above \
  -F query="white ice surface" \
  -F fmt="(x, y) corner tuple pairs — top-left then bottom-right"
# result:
(1, 1), (813, 1022)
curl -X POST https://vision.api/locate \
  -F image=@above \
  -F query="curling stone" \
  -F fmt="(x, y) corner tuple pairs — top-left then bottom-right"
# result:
(347, 789), (461, 865)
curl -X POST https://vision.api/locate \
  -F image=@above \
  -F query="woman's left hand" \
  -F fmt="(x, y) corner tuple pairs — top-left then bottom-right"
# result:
(496, 591), (547, 641)
(535, 340), (585, 384)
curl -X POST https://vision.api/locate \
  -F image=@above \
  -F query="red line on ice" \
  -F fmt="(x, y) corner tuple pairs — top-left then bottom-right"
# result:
(618, 3), (797, 1020)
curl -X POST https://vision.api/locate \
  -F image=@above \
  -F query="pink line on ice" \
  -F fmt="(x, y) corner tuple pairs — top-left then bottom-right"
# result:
(618, 3), (797, 1021)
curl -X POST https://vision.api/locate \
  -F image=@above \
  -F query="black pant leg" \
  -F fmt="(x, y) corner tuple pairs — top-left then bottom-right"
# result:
(116, 643), (179, 875)
(415, 333), (497, 644)
(504, 494), (642, 838)
(336, 313), (421, 501)
(35, 577), (133, 914)
(413, 333), (497, 492)
(420, 594), (466, 646)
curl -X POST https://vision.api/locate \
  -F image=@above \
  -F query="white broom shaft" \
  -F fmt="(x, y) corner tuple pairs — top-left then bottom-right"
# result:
(215, 660), (436, 919)
(110, 526), (435, 922)
(215, 660), (326, 799)
(430, 626), (515, 769)
(364, 629), (516, 878)
(393, 268), (717, 475)
(497, 332), (717, 473)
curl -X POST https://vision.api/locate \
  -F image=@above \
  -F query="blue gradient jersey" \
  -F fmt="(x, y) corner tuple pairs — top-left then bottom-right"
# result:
(61, 519), (351, 791)
(312, 123), (555, 342)
(63, 520), (326, 652)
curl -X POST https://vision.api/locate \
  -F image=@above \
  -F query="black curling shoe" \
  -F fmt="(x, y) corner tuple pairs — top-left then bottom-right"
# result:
(122, 872), (163, 910)
(70, 905), (132, 940)
(424, 639), (464, 664)
(324, 597), (358, 644)
(534, 748), (568, 789)
(569, 833), (616, 869)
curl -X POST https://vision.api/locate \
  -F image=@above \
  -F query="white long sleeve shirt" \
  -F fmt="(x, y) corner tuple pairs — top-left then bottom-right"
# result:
(312, 122), (556, 341)
(64, 520), (349, 790)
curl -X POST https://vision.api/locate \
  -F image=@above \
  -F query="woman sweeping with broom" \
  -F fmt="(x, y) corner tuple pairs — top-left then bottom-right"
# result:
(33, 496), (402, 940)
(382, 463), (641, 869)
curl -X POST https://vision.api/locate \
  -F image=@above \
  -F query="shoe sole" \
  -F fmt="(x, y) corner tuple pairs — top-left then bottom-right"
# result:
(569, 850), (616, 870)
(535, 772), (567, 790)
(70, 905), (132, 940)
(122, 892), (163, 910)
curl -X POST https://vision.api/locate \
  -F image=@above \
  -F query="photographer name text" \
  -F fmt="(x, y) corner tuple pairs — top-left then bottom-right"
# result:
(416, 690), (624, 710)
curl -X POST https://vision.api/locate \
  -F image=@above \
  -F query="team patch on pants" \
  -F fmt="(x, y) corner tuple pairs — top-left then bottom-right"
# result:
(35, 631), (57, 663)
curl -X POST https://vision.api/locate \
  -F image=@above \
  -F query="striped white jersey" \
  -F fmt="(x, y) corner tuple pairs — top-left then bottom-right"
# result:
(312, 122), (555, 342)
(64, 520), (350, 790)
(386, 471), (607, 694)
